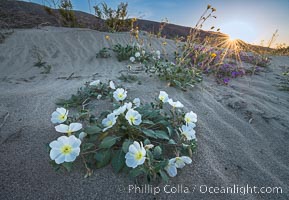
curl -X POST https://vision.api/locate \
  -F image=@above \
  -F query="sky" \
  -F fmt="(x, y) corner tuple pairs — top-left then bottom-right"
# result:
(26, 0), (289, 47)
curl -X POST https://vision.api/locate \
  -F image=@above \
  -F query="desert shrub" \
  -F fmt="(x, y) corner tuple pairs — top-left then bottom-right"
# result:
(112, 44), (138, 61)
(31, 46), (52, 74)
(58, 0), (77, 27)
(277, 70), (289, 91)
(239, 52), (270, 67)
(47, 81), (198, 182)
(94, 2), (132, 32)
(56, 80), (114, 108)
(96, 47), (111, 58)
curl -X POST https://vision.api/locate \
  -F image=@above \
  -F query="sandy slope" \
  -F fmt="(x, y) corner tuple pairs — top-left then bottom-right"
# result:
(0, 27), (288, 200)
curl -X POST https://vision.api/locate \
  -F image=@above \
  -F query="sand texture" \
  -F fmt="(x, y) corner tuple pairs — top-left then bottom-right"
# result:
(0, 27), (289, 200)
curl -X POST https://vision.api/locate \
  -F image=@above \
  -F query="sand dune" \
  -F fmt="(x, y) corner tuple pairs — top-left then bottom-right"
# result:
(0, 27), (288, 200)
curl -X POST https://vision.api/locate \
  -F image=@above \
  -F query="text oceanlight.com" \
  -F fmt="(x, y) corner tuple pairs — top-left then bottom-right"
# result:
(121, 184), (283, 195)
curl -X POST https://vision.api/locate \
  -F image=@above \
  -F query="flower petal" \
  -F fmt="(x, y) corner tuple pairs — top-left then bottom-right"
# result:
(55, 124), (69, 133)
(69, 123), (82, 132)
(50, 149), (61, 160)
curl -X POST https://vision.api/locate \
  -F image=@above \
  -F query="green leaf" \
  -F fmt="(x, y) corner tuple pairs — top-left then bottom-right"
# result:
(111, 150), (125, 173)
(167, 126), (174, 136)
(153, 146), (162, 159)
(94, 149), (111, 168)
(81, 143), (95, 152)
(143, 138), (151, 145)
(168, 139), (177, 144)
(62, 162), (73, 172)
(142, 120), (155, 125)
(142, 129), (157, 139)
(99, 136), (119, 148)
(159, 170), (169, 182)
(84, 126), (102, 135)
(129, 167), (144, 178)
(154, 160), (168, 172)
(155, 130), (170, 140)
(122, 139), (133, 153)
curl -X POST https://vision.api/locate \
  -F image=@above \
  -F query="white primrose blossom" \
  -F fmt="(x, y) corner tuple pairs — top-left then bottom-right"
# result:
(97, 94), (102, 100)
(125, 141), (146, 168)
(133, 98), (140, 108)
(165, 158), (178, 177)
(153, 50), (161, 60)
(124, 102), (132, 110)
(109, 80), (116, 90)
(78, 132), (87, 141)
(130, 56), (135, 63)
(113, 88), (127, 101)
(125, 109), (142, 126)
(113, 104), (127, 116)
(184, 111), (197, 126)
(49, 135), (81, 164)
(174, 156), (192, 168)
(168, 99), (184, 108)
(51, 107), (68, 124)
(142, 50), (145, 55)
(165, 156), (192, 177)
(89, 80), (101, 86)
(179, 125), (196, 140)
(55, 123), (82, 135)
(102, 113), (117, 132)
(135, 52), (141, 58)
(159, 91), (169, 103)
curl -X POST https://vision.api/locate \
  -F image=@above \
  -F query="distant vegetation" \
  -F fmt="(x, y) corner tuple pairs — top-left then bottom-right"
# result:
(93, 2), (132, 32)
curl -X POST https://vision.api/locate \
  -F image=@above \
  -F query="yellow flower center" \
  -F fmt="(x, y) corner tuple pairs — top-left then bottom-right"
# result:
(67, 130), (72, 136)
(185, 117), (190, 123)
(108, 121), (113, 126)
(160, 96), (164, 101)
(134, 151), (143, 161)
(58, 114), (66, 120)
(129, 116), (135, 123)
(61, 145), (72, 155)
(118, 93), (123, 99)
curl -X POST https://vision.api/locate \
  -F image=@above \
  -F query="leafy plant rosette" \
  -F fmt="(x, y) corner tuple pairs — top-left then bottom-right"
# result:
(47, 80), (198, 182)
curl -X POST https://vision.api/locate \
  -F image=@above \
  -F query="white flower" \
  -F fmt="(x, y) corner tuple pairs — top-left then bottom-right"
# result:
(159, 91), (169, 103)
(165, 158), (177, 177)
(113, 88), (127, 101)
(78, 132), (87, 141)
(125, 109), (142, 126)
(179, 125), (196, 140)
(89, 80), (100, 86)
(184, 111), (197, 126)
(142, 50), (145, 55)
(135, 52), (141, 58)
(55, 123), (82, 135)
(168, 99), (184, 108)
(156, 50), (161, 56)
(102, 113), (117, 132)
(51, 107), (68, 124)
(49, 135), (81, 164)
(109, 80), (116, 89)
(165, 156), (192, 177)
(130, 56), (135, 63)
(173, 156), (192, 168)
(113, 104), (127, 116)
(124, 102), (132, 110)
(133, 98), (140, 108)
(125, 141), (146, 168)
(97, 94), (102, 100)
